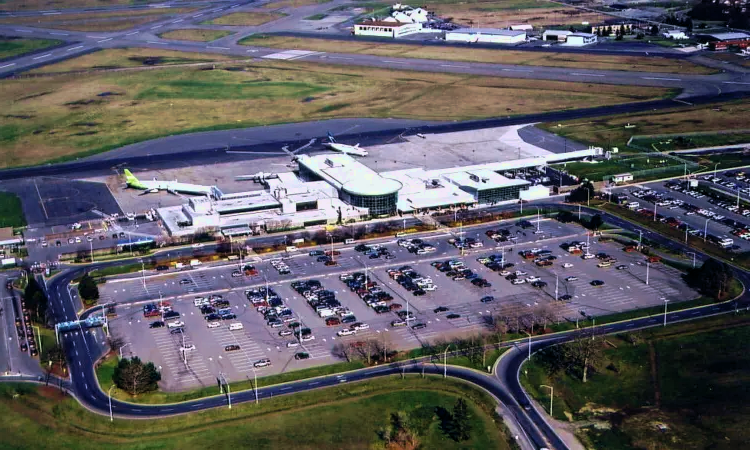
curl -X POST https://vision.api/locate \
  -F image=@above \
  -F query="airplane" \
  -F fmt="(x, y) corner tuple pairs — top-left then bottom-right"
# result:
(123, 169), (213, 196)
(323, 132), (368, 157)
(235, 172), (279, 183)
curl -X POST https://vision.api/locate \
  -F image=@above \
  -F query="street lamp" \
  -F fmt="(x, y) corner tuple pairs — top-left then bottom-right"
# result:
(704, 218), (710, 243)
(540, 384), (554, 416)
(663, 298), (669, 327)
(109, 385), (116, 422)
(119, 343), (130, 359)
(523, 330), (532, 361)
(687, 252), (696, 268)
(637, 230), (643, 250)
(32, 325), (41, 356)
(714, 163), (720, 177)
(218, 372), (231, 409)
(443, 344), (452, 378)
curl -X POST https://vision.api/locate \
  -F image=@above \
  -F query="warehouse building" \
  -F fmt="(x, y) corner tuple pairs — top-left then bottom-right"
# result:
(542, 29), (571, 41)
(564, 32), (597, 46)
(353, 20), (422, 38)
(445, 28), (526, 44)
(696, 32), (750, 50)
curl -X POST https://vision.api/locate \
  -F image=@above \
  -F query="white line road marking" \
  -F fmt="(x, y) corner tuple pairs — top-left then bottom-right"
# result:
(0, 63), (15, 69)
(207, 46), (230, 50)
(50, 32), (69, 35)
(723, 81), (750, 85)
(193, 13), (203, 17)
(151, 25), (163, 29)
(147, 41), (168, 45)
(86, 35), (106, 39)
(642, 76), (681, 81)
(15, 29), (32, 33)
(172, 19), (183, 23)
(126, 31), (140, 36)
(32, 53), (52, 59)
(327, 56), (353, 60)
(382, 60), (407, 64)
(570, 72), (605, 77)
(97, 38), (113, 43)
(440, 64), (469, 68)
(280, 386), (291, 391)
(43, 11), (61, 15)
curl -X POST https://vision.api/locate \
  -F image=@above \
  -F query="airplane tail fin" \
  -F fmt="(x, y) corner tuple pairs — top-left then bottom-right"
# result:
(327, 132), (336, 143)
(354, 143), (360, 148)
(123, 169), (139, 185)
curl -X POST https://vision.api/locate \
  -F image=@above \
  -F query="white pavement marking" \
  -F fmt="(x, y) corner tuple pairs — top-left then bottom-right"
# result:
(147, 41), (168, 45)
(440, 64), (469, 68)
(382, 60), (406, 64)
(15, 29), (32, 33)
(50, 32), (69, 35)
(723, 81), (750, 85)
(0, 63), (15, 69)
(97, 38), (113, 43)
(570, 72), (605, 77)
(502, 68), (533, 72)
(642, 76), (681, 81)
(172, 19), (183, 23)
(126, 31), (140, 36)
(193, 13), (203, 17)
(206, 46), (230, 50)
(151, 25), (163, 29)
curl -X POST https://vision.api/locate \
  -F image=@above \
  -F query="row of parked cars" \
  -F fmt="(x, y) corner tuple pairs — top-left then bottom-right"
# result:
(396, 238), (435, 255)
(431, 259), (491, 288)
(270, 258), (291, 275)
(341, 272), (397, 314)
(387, 265), (435, 296)
(355, 242), (397, 259)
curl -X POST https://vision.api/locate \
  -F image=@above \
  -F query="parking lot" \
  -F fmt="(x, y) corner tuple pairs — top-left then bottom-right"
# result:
(106, 218), (697, 390)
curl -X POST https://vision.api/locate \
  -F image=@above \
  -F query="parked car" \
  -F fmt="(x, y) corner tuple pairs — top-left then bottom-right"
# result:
(224, 344), (240, 352)
(294, 352), (310, 360)
(149, 321), (165, 328)
(254, 358), (272, 368)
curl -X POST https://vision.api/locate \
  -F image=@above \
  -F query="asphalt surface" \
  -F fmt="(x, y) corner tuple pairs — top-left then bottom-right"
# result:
(32, 200), (746, 450)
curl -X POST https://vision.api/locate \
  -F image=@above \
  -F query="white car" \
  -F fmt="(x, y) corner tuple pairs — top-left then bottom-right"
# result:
(254, 358), (271, 368)
(301, 334), (315, 342)
(562, 263), (574, 268)
(515, 270), (528, 276)
(525, 276), (540, 283)
(167, 321), (185, 328)
(500, 270), (511, 276)
(582, 254), (596, 260)
(511, 278), (526, 285)
(180, 344), (196, 352)
(192, 243), (203, 248)
(565, 276), (578, 282)
(286, 341), (300, 348)
(353, 323), (369, 331)
(206, 321), (221, 329)
(337, 329), (356, 337)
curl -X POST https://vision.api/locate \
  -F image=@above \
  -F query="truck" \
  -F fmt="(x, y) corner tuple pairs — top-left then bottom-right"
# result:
(190, 259), (201, 267)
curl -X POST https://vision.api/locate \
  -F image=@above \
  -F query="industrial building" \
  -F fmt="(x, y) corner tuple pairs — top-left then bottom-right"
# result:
(445, 28), (527, 44)
(696, 32), (750, 50)
(542, 29), (571, 41)
(157, 149), (602, 237)
(353, 20), (422, 38)
(564, 33), (597, 46)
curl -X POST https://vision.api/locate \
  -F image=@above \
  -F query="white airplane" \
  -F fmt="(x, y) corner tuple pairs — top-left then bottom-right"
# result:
(323, 132), (368, 157)
(123, 169), (213, 196)
(235, 172), (279, 182)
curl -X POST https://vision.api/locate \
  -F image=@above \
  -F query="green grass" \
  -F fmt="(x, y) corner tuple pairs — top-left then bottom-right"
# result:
(87, 261), (155, 279)
(522, 314), (750, 449)
(555, 155), (686, 182)
(98, 354), (366, 404)
(0, 376), (512, 450)
(630, 131), (750, 151)
(0, 191), (26, 227)
(304, 13), (327, 19)
(135, 80), (329, 101)
(446, 348), (508, 372)
(683, 151), (750, 170)
(0, 37), (60, 60)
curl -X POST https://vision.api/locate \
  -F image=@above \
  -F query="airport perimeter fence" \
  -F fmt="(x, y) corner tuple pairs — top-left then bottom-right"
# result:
(602, 152), (699, 183)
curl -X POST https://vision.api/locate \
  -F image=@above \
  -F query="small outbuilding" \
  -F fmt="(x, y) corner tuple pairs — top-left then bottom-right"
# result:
(565, 32), (597, 46)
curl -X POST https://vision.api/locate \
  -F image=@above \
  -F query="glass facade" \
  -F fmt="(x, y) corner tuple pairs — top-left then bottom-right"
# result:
(477, 185), (525, 204)
(343, 191), (398, 216)
(298, 165), (323, 182)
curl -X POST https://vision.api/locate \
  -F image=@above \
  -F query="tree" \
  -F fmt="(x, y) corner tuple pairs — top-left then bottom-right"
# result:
(78, 273), (100, 304)
(379, 411), (420, 450)
(556, 210), (575, 223)
(112, 357), (161, 395)
(450, 398), (472, 441)
(589, 214), (604, 231)
(24, 276), (48, 324)
(688, 258), (734, 299)
(568, 181), (595, 203)
(107, 334), (125, 356)
(564, 330), (602, 383)
(650, 24), (659, 36)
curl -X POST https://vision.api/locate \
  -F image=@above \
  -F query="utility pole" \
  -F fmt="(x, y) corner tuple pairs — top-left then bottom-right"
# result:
(663, 298), (669, 327)
(638, 230), (643, 250)
(687, 252), (696, 268)
(540, 384), (554, 416)
(646, 262), (650, 285)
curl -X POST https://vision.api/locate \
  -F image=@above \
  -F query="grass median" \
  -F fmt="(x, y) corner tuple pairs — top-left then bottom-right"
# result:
(158, 29), (234, 42)
(0, 191), (26, 228)
(202, 12), (286, 26)
(2, 54), (669, 168)
(240, 34), (712, 74)
(0, 376), (512, 449)
(0, 37), (61, 60)
(521, 313), (750, 449)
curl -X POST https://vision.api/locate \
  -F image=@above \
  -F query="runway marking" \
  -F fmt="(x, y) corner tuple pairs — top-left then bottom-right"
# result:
(33, 178), (49, 220)
(97, 38), (113, 43)
(641, 76), (681, 81)
(15, 29), (32, 33)
(125, 31), (140, 36)
(206, 46), (230, 50)
(382, 60), (407, 64)
(570, 72), (605, 77)
(0, 63), (15, 69)
(50, 32), (69, 36)
(440, 64), (469, 68)
(147, 41), (168, 45)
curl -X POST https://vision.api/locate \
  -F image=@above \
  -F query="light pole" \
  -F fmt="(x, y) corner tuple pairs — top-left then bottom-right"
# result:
(663, 298), (669, 327)
(523, 330), (532, 361)
(714, 163), (720, 177)
(585, 187), (591, 207)
(540, 384), (554, 416)
(140, 259), (146, 291)
(443, 344), (452, 378)
(704, 218), (709, 243)
(653, 202), (657, 222)
(638, 230), (643, 250)
(219, 372), (231, 409)
(109, 385), (115, 422)
(536, 207), (541, 232)
(646, 262), (650, 285)
(687, 252), (696, 268)
(32, 325), (42, 356)
(554, 273), (559, 300)
(90, 240), (94, 263)
(253, 369), (258, 404)
(119, 343), (130, 359)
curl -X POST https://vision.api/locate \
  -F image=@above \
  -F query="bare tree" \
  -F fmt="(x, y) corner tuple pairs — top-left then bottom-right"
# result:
(107, 334), (125, 356)
(332, 342), (354, 362)
(565, 329), (603, 383)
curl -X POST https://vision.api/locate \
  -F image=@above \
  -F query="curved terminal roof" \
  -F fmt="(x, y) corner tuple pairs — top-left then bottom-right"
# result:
(342, 177), (402, 197)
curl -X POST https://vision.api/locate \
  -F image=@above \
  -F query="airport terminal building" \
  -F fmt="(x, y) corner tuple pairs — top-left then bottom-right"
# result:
(157, 149), (600, 237)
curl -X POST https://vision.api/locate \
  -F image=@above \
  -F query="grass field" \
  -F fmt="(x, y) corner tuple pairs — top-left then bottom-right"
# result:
(0, 192), (26, 228)
(0, 52), (668, 168)
(630, 131), (750, 151)
(202, 11), (286, 26)
(0, 377), (511, 449)
(27, 48), (239, 73)
(305, 13), (328, 19)
(425, 0), (607, 28)
(522, 315), (750, 449)
(263, 0), (331, 9)
(158, 29), (234, 42)
(0, 37), (60, 60)
(446, 348), (508, 372)
(0, 0), (164, 10)
(239, 34), (713, 74)
(539, 99), (750, 151)
(0, 8), (197, 31)
(554, 154), (686, 181)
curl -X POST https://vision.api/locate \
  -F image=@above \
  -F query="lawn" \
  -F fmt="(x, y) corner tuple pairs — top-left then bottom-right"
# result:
(28, 48), (240, 73)
(0, 8), (198, 32)
(521, 316), (750, 449)
(630, 131), (750, 151)
(239, 34), (713, 74)
(158, 29), (234, 42)
(0, 53), (668, 168)
(0, 377), (512, 450)
(538, 99), (750, 151)
(0, 0), (164, 10)
(0, 37), (60, 60)
(202, 12), (287, 26)
(554, 154), (687, 181)
(425, 0), (608, 28)
(446, 347), (508, 372)
(0, 191), (26, 228)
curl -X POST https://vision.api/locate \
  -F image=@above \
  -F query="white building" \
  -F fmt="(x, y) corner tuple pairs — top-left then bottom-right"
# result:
(510, 24), (533, 31)
(542, 29), (572, 41)
(663, 30), (687, 40)
(354, 20), (422, 38)
(611, 173), (634, 183)
(565, 32), (597, 46)
(446, 28), (526, 44)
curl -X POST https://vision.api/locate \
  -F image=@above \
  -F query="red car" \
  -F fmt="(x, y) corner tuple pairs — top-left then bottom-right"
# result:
(325, 317), (341, 326)
(389, 303), (402, 311)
